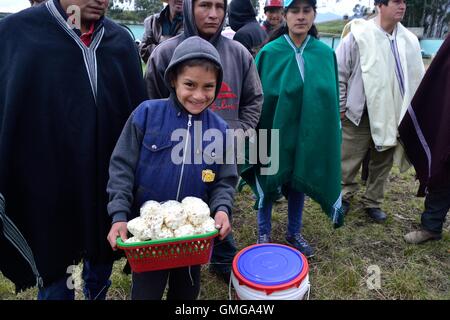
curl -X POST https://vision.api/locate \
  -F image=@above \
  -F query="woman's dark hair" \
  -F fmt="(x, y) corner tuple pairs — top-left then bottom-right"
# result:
(264, 0), (319, 45)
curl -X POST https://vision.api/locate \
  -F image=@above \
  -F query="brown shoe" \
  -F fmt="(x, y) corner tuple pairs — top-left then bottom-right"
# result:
(404, 230), (442, 244)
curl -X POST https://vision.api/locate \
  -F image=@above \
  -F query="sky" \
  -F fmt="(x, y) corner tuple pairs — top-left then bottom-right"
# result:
(0, 0), (369, 15)
(0, 0), (30, 13)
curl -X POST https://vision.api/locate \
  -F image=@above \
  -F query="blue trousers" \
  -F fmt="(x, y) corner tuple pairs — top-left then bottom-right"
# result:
(258, 187), (305, 236)
(421, 187), (450, 234)
(37, 260), (112, 300)
(131, 266), (200, 300)
(210, 233), (237, 274)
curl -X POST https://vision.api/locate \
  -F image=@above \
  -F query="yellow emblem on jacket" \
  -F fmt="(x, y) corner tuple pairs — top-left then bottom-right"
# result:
(202, 169), (215, 183)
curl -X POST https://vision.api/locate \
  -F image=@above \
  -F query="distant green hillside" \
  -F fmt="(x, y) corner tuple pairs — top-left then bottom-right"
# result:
(317, 19), (347, 36)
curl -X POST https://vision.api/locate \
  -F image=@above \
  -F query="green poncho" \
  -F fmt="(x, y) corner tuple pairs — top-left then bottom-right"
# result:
(240, 34), (344, 227)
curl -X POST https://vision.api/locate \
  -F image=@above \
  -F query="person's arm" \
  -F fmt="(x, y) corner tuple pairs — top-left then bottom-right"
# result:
(238, 56), (263, 131)
(106, 110), (144, 249)
(139, 16), (158, 64)
(335, 33), (357, 116)
(144, 45), (171, 99)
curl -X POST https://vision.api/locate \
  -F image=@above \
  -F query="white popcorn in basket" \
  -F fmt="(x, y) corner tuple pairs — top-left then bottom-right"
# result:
(174, 224), (196, 238)
(182, 197), (211, 226)
(124, 236), (142, 244)
(194, 217), (217, 234)
(153, 226), (175, 239)
(126, 197), (217, 242)
(146, 214), (164, 236)
(140, 200), (161, 221)
(127, 217), (153, 240)
(161, 200), (187, 230)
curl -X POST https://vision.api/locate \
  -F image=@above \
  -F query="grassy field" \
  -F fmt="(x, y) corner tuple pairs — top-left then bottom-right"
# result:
(317, 19), (348, 36)
(1, 167), (449, 300)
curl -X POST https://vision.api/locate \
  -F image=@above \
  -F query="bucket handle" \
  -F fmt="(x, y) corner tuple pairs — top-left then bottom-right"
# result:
(306, 283), (311, 300)
(228, 273), (233, 300)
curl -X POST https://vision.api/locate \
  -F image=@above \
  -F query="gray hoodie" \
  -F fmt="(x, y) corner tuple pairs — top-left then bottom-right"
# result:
(144, 0), (263, 131)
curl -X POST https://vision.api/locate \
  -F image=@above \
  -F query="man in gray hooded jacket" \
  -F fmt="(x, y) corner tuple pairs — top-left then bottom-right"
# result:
(144, 0), (263, 283)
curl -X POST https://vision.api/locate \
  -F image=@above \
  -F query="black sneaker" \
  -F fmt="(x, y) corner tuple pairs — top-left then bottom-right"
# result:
(285, 233), (315, 258)
(257, 234), (271, 244)
(365, 208), (387, 222)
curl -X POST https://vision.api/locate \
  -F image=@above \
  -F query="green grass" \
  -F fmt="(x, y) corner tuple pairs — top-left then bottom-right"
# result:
(317, 19), (348, 36)
(1, 167), (449, 300)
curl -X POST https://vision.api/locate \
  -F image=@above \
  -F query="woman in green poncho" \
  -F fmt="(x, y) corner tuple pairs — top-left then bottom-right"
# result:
(240, 0), (343, 258)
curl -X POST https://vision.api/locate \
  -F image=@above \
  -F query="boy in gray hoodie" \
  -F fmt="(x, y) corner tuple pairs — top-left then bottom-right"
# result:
(145, 0), (263, 283)
(107, 37), (238, 299)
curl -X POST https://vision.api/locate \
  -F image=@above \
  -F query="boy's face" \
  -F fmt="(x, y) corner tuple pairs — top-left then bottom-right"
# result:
(285, 0), (315, 37)
(265, 7), (283, 27)
(194, 0), (225, 40)
(379, 0), (406, 23)
(172, 65), (217, 115)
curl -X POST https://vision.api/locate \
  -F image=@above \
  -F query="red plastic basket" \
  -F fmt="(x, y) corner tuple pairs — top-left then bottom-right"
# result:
(116, 230), (218, 273)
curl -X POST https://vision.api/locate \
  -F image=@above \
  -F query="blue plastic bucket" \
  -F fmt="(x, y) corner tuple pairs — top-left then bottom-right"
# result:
(231, 244), (310, 300)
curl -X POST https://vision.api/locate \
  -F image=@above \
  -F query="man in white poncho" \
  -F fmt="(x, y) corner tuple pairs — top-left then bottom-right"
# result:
(336, 0), (424, 222)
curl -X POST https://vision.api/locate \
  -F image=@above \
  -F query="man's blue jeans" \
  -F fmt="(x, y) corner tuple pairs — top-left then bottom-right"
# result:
(258, 188), (305, 236)
(421, 187), (450, 234)
(37, 260), (112, 300)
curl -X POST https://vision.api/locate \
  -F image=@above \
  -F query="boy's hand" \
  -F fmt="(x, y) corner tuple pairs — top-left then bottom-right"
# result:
(107, 222), (128, 251)
(214, 211), (231, 240)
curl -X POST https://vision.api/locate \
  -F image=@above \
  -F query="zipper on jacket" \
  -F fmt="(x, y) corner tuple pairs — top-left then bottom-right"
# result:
(176, 114), (192, 201)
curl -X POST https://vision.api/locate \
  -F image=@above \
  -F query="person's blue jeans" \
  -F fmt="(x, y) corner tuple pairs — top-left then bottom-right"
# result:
(421, 187), (450, 234)
(37, 260), (113, 300)
(210, 232), (237, 274)
(258, 188), (305, 236)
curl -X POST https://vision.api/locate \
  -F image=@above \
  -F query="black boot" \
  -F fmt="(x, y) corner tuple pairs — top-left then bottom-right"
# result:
(365, 208), (387, 222)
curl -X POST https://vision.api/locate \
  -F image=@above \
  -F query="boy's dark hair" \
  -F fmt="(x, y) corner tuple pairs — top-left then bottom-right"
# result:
(264, 0), (319, 45)
(168, 58), (221, 83)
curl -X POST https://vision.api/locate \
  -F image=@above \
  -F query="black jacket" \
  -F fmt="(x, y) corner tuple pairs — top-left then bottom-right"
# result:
(229, 0), (267, 56)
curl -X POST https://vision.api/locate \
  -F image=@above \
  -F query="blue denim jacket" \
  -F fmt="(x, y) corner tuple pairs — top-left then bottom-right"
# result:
(107, 97), (238, 222)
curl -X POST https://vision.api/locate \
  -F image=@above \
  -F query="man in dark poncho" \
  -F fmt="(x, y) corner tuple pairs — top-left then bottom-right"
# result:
(400, 36), (450, 244)
(0, 0), (147, 299)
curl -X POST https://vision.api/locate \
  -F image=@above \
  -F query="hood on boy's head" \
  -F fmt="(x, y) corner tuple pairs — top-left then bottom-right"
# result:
(164, 36), (224, 100)
(182, 0), (227, 45)
(229, 0), (257, 32)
